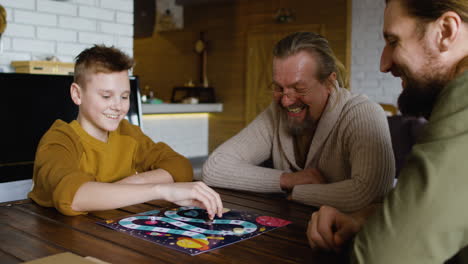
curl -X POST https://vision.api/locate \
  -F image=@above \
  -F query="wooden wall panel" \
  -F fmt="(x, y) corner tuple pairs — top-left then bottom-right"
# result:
(134, 0), (349, 152)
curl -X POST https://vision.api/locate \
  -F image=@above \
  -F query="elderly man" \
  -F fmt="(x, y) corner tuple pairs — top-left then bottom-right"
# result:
(307, 0), (468, 263)
(203, 32), (395, 212)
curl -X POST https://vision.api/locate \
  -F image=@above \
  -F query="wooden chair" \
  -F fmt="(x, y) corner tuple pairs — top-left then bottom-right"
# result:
(387, 115), (427, 178)
(380, 103), (399, 116)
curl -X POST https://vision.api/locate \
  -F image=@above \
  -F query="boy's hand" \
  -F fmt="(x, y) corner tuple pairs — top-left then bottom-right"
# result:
(157, 182), (223, 219)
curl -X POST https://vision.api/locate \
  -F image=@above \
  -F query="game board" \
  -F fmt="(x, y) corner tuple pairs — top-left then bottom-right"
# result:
(97, 206), (291, 255)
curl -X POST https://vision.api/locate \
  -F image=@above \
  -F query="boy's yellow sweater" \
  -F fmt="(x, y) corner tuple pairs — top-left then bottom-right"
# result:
(29, 119), (193, 216)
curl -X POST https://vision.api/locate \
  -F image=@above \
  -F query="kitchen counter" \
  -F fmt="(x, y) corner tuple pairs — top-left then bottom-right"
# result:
(141, 103), (222, 160)
(142, 103), (223, 114)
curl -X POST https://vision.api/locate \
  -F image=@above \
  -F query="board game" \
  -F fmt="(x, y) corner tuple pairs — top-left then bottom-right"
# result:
(98, 206), (292, 255)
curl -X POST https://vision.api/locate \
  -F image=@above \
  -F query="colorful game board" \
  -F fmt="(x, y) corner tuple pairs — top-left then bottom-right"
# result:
(97, 206), (291, 255)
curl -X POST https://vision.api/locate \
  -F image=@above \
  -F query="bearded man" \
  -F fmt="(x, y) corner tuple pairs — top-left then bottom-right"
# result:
(202, 32), (395, 212)
(307, 0), (468, 263)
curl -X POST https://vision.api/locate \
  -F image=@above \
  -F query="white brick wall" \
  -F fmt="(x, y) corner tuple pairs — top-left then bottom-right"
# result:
(59, 16), (96, 31)
(15, 10), (57, 26)
(351, 0), (401, 105)
(38, 0), (77, 16)
(38, 27), (77, 42)
(6, 23), (35, 38)
(117, 11), (133, 24)
(57, 42), (89, 56)
(79, 6), (114, 21)
(79, 31), (114, 45)
(0, 0), (134, 72)
(101, 0), (133, 12)
(1, 0), (35, 10)
(75, 0), (97, 6)
(13, 38), (55, 53)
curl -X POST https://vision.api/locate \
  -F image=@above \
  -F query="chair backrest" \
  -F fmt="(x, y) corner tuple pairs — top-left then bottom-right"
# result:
(387, 115), (427, 178)
(380, 103), (399, 116)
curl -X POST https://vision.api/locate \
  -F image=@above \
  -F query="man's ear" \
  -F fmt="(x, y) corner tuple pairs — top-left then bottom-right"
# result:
(327, 72), (337, 92)
(70, 83), (82, 106)
(437, 11), (461, 52)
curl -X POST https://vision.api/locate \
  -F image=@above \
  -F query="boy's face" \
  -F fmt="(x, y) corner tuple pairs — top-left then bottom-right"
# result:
(72, 71), (130, 141)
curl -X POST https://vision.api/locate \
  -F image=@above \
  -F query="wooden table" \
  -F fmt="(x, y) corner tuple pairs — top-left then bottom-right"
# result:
(0, 188), (346, 264)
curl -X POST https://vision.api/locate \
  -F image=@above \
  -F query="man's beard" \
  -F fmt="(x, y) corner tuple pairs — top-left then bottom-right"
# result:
(286, 107), (317, 136)
(397, 76), (445, 119)
(396, 51), (448, 119)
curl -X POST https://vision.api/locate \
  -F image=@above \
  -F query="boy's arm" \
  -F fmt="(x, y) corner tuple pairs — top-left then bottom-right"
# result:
(139, 141), (193, 182)
(71, 181), (223, 219)
(115, 168), (174, 185)
(121, 121), (193, 182)
(30, 133), (95, 216)
(71, 181), (166, 211)
(34, 142), (222, 217)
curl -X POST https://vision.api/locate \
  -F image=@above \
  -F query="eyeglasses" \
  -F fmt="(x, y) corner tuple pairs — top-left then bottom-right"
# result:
(269, 82), (312, 99)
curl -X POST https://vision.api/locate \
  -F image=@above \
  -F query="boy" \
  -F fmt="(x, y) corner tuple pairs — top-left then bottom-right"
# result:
(29, 45), (223, 218)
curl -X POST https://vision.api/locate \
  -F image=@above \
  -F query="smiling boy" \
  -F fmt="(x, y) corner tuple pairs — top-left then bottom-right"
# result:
(29, 45), (223, 218)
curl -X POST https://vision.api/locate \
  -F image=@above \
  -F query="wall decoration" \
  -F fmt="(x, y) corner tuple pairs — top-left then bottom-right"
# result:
(156, 0), (183, 32)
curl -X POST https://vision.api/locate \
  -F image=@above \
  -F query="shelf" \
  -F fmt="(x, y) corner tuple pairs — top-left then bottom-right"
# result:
(142, 103), (223, 114)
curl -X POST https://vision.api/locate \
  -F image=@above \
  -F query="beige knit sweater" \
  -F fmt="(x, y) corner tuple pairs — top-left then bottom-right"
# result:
(203, 88), (395, 212)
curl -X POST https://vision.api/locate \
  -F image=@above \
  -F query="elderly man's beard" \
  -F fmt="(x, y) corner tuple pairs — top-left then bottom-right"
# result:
(286, 107), (317, 136)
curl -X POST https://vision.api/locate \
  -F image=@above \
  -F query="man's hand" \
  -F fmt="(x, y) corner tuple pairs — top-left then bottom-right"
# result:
(280, 167), (326, 190)
(307, 205), (362, 252)
(156, 181), (223, 220)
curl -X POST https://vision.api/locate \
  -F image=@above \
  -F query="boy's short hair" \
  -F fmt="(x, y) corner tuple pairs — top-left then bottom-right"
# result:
(73, 44), (134, 87)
